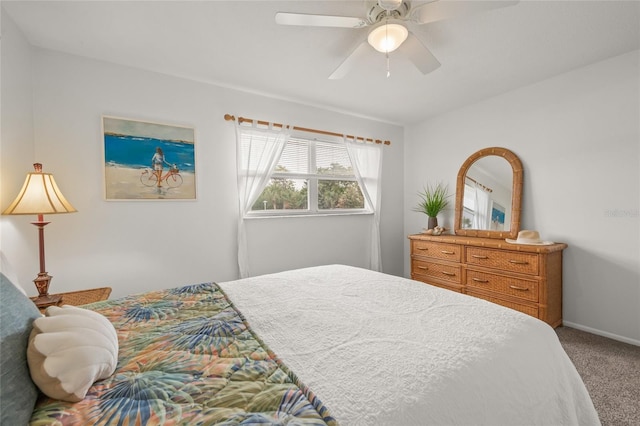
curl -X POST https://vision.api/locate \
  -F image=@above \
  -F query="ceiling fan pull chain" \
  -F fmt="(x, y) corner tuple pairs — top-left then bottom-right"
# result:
(385, 18), (391, 78)
(386, 52), (391, 78)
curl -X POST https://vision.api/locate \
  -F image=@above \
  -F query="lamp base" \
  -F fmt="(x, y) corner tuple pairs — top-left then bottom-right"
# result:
(31, 272), (62, 310)
(30, 293), (62, 310)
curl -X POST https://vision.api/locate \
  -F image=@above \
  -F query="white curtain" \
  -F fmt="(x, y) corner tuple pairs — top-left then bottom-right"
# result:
(345, 138), (383, 271)
(235, 121), (291, 278)
(473, 182), (491, 230)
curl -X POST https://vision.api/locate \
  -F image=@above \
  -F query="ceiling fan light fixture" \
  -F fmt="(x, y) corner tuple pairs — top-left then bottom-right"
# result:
(367, 23), (408, 53)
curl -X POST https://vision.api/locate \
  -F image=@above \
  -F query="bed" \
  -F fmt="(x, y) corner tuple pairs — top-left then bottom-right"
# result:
(1, 265), (600, 425)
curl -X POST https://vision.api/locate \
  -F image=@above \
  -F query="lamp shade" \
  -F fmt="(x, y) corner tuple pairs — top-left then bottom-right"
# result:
(2, 164), (76, 215)
(367, 23), (408, 53)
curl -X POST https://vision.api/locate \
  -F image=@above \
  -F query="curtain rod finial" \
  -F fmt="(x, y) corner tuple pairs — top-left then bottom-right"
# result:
(224, 114), (236, 122)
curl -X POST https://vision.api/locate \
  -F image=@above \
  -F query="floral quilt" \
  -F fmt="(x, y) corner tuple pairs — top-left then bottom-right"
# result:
(29, 283), (336, 425)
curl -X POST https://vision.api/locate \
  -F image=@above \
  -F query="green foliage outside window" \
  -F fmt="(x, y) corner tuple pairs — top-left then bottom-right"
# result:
(251, 163), (364, 211)
(318, 163), (364, 209)
(318, 180), (363, 209)
(252, 178), (308, 210)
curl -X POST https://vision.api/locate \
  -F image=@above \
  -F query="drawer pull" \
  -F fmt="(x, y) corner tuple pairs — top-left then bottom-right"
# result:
(508, 260), (529, 265)
(440, 250), (455, 255)
(417, 247), (429, 251)
(472, 278), (489, 283)
(509, 285), (529, 291)
(472, 255), (489, 259)
(441, 271), (456, 276)
(417, 266), (428, 270)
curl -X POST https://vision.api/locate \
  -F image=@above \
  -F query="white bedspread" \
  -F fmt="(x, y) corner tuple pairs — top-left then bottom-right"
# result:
(219, 264), (600, 426)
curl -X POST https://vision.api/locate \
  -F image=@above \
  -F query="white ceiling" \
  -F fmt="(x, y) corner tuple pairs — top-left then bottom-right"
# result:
(3, 0), (639, 125)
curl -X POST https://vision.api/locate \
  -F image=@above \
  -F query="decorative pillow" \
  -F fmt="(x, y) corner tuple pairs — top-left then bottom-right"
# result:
(0, 273), (42, 426)
(27, 305), (118, 402)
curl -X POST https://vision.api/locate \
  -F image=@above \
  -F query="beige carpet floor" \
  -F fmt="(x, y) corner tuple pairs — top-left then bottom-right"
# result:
(556, 326), (640, 426)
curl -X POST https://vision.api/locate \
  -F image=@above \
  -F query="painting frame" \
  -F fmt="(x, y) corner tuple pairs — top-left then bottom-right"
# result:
(102, 115), (197, 201)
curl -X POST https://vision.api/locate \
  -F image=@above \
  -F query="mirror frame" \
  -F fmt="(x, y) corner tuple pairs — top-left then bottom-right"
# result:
(454, 147), (523, 239)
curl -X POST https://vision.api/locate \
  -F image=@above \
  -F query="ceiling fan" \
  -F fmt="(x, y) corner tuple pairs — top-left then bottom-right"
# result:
(275, 0), (518, 79)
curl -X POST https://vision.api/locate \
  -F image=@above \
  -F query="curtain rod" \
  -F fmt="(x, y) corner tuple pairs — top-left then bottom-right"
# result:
(466, 176), (493, 193)
(224, 114), (391, 146)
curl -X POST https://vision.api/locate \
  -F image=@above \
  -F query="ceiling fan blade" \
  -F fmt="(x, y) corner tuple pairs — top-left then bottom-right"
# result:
(399, 33), (441, 75)
(275, 12), (368, 28)
(329, 40), (371, 80)
(411, 1), (518, 25)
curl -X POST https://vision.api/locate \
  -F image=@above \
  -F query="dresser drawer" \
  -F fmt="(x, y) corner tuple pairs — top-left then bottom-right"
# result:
(467, 290), (539, 318)
(466, 247), (539, 275)
(411, 240), (462, 262)
(412, 258), (462, 284)
(412, 275), (464, 293)
(466, 269), (538, 302)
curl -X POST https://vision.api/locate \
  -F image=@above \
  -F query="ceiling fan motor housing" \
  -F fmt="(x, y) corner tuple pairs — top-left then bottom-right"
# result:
(367, 0), (411, 23)
(379, 0), (403, 10)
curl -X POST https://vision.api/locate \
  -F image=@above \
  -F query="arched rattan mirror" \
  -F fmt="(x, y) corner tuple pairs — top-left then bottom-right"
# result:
(454, 147), (523, 239)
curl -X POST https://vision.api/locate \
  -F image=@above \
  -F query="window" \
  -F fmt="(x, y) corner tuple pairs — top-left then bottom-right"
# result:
(235, 120), (384, 276)
(463, 178), (491, 229)
(248, 136), (367, 215)
(462, 182), (475, 229)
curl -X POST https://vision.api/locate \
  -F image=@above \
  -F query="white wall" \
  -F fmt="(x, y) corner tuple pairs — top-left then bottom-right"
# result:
(0, 10), (37, 287)
(404, 50), (640, 345)
(1, 12), (405, 299)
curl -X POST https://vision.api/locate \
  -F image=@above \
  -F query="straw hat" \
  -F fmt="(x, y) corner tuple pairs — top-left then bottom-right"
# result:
(506, 230), (553, 245)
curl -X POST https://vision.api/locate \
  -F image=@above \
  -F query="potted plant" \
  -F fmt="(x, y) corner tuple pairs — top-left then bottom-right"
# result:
(413, 182), (450, 230)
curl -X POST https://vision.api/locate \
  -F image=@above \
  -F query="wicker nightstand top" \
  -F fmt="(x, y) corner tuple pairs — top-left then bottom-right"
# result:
(31, 287), (112, 312)
(58, 287), (112, 305)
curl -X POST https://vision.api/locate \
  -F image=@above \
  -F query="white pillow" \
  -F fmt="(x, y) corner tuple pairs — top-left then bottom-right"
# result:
(27, 305), (118, 402)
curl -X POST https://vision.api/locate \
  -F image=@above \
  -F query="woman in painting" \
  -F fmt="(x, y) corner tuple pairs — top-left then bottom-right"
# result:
(151, 147), (171, 187)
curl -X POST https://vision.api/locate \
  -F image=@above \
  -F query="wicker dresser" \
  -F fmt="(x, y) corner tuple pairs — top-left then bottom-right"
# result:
(408, 234), (567, 328)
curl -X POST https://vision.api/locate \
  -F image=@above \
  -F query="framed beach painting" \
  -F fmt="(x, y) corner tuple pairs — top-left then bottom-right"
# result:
(491, 202), (506, 230)
(103, 116), (196, 200)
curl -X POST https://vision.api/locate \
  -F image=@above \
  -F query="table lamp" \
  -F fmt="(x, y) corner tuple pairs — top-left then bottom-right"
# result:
(2, 163), (77, 308)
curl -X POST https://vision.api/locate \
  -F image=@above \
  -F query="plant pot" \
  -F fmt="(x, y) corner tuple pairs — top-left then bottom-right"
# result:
(428, 216), (438, 230)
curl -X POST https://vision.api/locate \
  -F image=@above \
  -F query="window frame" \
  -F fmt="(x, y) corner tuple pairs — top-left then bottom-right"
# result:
(245, 134), (371, 218)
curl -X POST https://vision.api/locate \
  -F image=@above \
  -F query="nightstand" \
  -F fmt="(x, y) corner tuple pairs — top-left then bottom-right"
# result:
(31, 287), (112, 313)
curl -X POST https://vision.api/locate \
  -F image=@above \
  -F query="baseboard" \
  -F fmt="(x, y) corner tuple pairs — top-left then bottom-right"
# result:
(562, 321), (640, 347)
